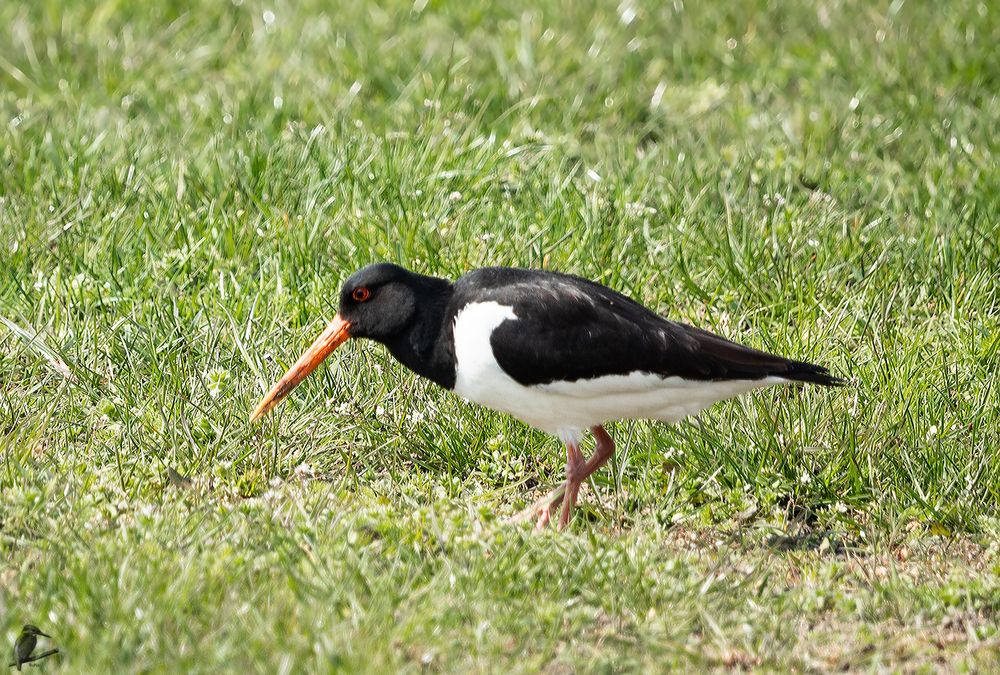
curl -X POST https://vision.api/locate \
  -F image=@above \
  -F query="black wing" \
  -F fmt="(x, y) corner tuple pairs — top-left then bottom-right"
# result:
(456, 268), (842, 387)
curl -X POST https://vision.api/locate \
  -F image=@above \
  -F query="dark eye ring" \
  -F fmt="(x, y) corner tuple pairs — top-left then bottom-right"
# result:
(352, 287), (371, 302)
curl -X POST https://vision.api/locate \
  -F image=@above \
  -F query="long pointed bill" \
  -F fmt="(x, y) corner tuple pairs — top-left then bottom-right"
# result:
(250, 314), (351, 422)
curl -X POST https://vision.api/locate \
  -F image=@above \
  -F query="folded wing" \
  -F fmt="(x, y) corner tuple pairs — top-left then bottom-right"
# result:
(477, 272), (841, 388)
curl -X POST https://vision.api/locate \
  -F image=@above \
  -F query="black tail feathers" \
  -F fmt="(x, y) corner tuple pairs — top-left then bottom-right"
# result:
(782, 361), (846, 387)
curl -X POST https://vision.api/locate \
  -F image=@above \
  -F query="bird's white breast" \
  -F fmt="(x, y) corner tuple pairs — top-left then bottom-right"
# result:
(451, 301), (787, 438)
(451, 301), (521, 410)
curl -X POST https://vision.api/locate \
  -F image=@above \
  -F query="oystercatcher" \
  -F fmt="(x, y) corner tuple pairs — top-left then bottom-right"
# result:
(251, 263), (843, 529)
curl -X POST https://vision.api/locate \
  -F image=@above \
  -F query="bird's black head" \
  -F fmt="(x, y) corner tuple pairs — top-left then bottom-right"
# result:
(337, 263), (422, 342)
(250, 262), (453, 422)
(21, 625), (48, 638)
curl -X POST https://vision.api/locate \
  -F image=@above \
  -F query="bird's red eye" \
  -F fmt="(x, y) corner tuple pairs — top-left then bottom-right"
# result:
(352, 287), (371, 302)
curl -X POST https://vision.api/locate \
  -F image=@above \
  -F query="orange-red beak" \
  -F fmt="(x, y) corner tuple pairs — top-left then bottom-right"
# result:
(250, 314), (351, 422)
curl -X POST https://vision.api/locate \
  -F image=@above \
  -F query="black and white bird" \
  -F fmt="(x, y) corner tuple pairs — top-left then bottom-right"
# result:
(251, 263), (842, 529)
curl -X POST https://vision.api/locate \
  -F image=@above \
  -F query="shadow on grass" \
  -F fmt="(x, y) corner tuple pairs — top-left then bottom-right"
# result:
(764, 530), (857, 554)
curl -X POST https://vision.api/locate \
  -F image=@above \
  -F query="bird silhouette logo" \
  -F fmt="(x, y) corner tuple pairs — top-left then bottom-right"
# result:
(8, 625), (58, 670)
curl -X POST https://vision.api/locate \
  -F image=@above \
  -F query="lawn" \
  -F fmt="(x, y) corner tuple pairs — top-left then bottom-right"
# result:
(1, 0), (998, 670)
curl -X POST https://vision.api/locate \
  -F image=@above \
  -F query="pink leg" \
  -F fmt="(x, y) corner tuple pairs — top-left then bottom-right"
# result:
(510, 426), (617, 530)
(556, 425), (616, 529)
(555, 441), (586, 529)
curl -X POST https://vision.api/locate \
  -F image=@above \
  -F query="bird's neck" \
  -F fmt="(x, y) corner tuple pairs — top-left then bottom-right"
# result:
(382, 275), (457, 390)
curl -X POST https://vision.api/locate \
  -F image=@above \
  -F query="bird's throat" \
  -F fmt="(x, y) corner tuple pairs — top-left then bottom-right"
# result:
(382, 277), (457, 390)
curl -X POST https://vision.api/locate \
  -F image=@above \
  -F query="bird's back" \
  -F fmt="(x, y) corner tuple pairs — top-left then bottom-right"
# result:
(451, 267), (841, 388)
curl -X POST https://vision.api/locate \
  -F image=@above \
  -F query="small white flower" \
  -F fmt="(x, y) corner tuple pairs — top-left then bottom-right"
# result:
(204, 367), (230, 399)
(625, 201), (657, 217)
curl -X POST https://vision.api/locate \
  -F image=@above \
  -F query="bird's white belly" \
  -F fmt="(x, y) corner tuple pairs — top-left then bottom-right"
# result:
(451, 302), (786, 437)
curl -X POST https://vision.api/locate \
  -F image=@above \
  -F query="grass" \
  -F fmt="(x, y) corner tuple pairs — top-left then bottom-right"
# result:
(1, 0), (998, 670)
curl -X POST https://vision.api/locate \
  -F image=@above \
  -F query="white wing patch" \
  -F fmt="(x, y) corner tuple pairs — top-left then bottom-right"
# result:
(452, 301), (518, 400)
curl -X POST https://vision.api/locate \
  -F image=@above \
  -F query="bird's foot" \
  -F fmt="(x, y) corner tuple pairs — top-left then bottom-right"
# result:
(557, 481), (581, 530)
(507, 427), (616, 531)
(534, 503), (553, 530)
(508, 482), (567, 526)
